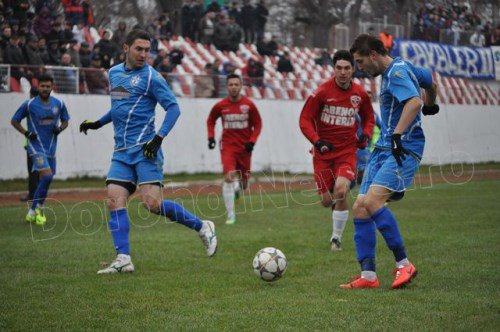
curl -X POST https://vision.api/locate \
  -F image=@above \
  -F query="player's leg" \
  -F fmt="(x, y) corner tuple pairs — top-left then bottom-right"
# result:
(223, 170), (239, 224)
(313, 158), (335, 208)
(221, 150), (238, 224)
(329, 152), (357, 250)
(137, 157), (217, 256)
(340, 188), (389, 289)
(98, 158), (135, 274)
(234, 171), (242, 201)
(97, 182), (134, 274)
(365, 151), (420, 288)
(235, 151), (252, 201)
(329, 176), (351, 251)
(340, 149), (384, 288)
(27, 154), (54, 225)
(313, 157), (339, 249)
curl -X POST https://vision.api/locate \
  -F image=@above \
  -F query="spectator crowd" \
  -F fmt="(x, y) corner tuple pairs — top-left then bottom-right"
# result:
(412, 2), (500, 47)
(0, 0), (498, 97)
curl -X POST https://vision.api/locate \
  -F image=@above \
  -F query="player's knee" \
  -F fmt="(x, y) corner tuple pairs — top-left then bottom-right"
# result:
(142, 197), (161, 214)
(224, 173), (234, 183)
(352, 198), (366, 217)
(106, 198), (125, 211)
(333, 184), (348, 201)
(363, 195), (384, 215)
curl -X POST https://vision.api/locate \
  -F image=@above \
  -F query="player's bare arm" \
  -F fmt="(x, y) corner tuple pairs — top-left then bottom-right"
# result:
(422, 82), (440, 116)
(11, 119), (28, 136)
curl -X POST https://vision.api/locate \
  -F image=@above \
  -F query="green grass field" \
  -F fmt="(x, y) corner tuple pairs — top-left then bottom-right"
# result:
(1, 180), (499, 330)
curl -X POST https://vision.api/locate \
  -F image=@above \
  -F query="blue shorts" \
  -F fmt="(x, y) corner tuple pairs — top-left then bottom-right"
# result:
(359, 148), (420, 195)
(106, 145), (164, 186)
(31, 154), (56, 174)
(357, 149), (370, 171)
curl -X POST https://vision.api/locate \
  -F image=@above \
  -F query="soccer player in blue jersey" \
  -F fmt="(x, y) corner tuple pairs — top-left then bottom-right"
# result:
(340, 34), (439, 289)
(11, 74), (70, 225)
(79, 29), (217, 274)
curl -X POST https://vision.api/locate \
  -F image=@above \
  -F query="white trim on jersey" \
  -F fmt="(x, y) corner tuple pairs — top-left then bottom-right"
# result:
(144, 66), (152, 95)
(136, 115), (155, 144)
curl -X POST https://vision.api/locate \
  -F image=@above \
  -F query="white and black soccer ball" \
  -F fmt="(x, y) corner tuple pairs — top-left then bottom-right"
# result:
(252, 247), (287, 282)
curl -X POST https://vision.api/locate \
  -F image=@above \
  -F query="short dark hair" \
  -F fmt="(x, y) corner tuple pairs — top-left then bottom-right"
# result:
(350, 34), (387, 56)
(226, 73), (241, 83)
(125, 29), (150, 46)
(38, 74), (54, 84)
(332, 50), (354, 66)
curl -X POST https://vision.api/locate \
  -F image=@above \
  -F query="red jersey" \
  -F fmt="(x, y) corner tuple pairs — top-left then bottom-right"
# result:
(207, 96), (262, 151)
(299, 77), (375, 156)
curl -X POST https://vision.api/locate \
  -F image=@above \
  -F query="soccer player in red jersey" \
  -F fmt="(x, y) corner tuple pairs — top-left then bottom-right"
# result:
(207, 74), (262, 224)
(299, 50), (375, 251)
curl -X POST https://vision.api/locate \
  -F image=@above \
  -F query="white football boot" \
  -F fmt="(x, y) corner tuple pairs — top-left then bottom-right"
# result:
(330, 237), (342, 251)
(97, 254), (135, 274)
(199, 220), (218, 257)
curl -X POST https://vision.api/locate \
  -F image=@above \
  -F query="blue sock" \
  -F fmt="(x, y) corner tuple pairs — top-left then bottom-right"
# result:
(159, 200), (203, 231)
(353, 218), (377, 271)
(31, 174), (53, 210)
(109, 209), (130, 255)
(371, 206), (407, 262)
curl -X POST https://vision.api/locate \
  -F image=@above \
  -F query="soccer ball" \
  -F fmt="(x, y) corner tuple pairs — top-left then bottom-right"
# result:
(252, 247), (287, 282)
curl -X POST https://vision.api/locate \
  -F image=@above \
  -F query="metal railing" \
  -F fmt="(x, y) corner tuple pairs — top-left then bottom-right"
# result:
(4, 65), (110, 95)
(1, 64), (497, 105)
(439, 29), (482, 47)
(359, 22), (405, 39)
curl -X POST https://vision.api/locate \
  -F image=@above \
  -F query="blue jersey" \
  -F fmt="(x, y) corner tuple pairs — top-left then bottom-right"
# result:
(376, 57), (432, 157)
(104, 63), (180, 151)
(12, 96), (70, 157)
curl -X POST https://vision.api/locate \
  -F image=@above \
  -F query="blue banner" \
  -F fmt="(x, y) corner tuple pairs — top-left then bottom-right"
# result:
(392, 39), (495, 80)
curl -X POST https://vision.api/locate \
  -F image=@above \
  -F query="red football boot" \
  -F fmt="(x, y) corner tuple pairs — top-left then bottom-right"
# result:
(392, 262), (417, 289)
(340, 276), (379, 289)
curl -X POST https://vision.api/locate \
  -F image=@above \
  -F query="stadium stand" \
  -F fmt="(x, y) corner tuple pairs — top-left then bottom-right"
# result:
(161, 35), (498, 106)
(0, 0), (497, 106)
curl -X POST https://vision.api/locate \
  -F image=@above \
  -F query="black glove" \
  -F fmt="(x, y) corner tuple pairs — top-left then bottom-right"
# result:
(391, 134), (410, 167)
(422, 104), (440, 116)
(143, 135), (163, 159)
(52, 126), (62, 136)
(24, 131), (37, 140)
(357, 134), (369, 149)
(79, 120), (102, 135)
(208, 137), (216, 150)
(314, 140), (334, 155)
(245, 142), (254, 152)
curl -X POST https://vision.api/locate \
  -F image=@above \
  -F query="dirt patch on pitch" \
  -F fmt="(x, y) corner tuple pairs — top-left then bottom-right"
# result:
(1, 170), (498, 207)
